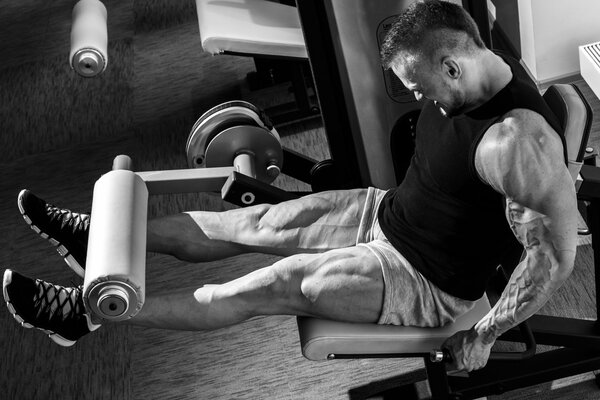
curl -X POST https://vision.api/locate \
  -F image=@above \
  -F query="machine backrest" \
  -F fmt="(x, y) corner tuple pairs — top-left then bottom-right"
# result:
(542, 83), (593, 181)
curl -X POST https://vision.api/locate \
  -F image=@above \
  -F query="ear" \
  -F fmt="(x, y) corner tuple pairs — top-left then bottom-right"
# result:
(442, 57), (461, 80)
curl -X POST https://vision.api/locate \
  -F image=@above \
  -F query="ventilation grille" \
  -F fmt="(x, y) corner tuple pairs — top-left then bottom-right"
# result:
(580, 41), (600, 101)
(582, 42), (600, 67)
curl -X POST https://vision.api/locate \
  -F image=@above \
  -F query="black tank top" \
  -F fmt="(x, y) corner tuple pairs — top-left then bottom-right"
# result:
(377, 51), (564, 300)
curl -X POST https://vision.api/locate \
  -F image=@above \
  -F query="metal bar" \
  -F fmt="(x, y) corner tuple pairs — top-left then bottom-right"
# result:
(498, 315), (600, 349)
(450, 348), (600, 399)
(578, 165), (600, 199)
(233, 153), (256, 179)
(136, 167), (234, 195)
(221, 171), (299, 206)
(323, 352), (430, 360)
(425, 357), (452, 400)
(281, 147), (318, 184)
(295, 0), (363, 189)
(590, 199), (600, 320)
(289, 62), (312, 113)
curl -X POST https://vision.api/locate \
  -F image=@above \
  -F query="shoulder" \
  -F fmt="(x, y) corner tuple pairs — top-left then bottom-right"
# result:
(477, 109), (562, 158)
(475, 108), (565, 196)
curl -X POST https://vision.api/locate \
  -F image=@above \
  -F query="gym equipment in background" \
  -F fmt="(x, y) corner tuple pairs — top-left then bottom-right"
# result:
(70, 0), (108, 77)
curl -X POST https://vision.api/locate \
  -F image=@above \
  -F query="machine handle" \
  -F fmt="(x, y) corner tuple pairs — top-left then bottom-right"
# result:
(430, 319), (536, 363)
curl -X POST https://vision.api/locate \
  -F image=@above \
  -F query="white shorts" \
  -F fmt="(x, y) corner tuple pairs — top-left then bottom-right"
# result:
(357, 187), (475, 327)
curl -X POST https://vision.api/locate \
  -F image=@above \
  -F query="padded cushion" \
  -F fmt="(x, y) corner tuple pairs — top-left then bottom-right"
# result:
(543, 84), (592, 180)
(195, 0), (307, 59)
(297, 296), (491, 360)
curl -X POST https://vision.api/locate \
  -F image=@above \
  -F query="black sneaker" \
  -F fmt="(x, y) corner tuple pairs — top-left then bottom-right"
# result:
(3, 269), (100, 346)
(18, 189), (89, 277)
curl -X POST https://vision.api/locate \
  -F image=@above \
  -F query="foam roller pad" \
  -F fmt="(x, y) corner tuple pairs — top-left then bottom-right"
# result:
(83, 169), (148, 322)
(70, 0), (108, 77)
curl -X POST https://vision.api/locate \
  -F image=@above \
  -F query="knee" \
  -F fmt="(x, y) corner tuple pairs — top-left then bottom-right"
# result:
(299, 271), (325, 307)
(228, 204), (279, 245)
(259, 262), (318, 313)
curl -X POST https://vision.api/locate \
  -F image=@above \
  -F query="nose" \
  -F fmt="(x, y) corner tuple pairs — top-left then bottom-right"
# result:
(413, 91), (423, 101)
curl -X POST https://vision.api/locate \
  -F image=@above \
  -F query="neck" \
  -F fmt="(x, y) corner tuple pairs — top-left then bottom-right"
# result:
(464, 50), (513, 112)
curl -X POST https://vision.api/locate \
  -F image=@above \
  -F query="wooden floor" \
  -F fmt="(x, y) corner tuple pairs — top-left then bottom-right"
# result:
(2, 1), (600, 399)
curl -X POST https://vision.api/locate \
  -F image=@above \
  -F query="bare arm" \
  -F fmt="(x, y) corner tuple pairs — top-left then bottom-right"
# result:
(474, 109), (577, 343)
(444, 109), (578, 371)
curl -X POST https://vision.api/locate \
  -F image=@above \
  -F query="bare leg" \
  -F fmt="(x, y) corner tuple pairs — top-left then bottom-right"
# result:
(131, 245), (384, 330)
(129, 189), (377, 330)
(146, 189), (368, 262)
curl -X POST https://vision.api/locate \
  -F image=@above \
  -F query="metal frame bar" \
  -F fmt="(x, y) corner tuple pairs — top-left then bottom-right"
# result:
(136, 167), (234, 195)
(591, 198), (600, 318)
(281, 148), (318, 184)
(295, 0), (364, 189)
(450, 349), (600, 399)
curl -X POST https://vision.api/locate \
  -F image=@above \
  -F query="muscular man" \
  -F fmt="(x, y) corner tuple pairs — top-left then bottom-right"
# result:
(3, 0), (577, 372)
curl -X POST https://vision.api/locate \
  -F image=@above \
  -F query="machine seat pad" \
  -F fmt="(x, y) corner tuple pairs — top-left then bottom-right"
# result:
(195, 0), (307, 59)
(297, 295), (491, 360)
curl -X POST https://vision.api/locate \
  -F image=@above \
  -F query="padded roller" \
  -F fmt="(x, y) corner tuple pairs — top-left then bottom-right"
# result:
(83, 167), (148, 322)
(70, 0), (108, 77)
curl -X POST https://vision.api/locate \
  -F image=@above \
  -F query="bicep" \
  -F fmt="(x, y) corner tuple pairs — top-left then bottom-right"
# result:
(475, 114), (578, 256)
(476, 114), (564, 206)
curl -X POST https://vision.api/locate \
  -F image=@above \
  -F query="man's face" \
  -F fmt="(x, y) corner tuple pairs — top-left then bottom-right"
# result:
(391, 56), (463, 117)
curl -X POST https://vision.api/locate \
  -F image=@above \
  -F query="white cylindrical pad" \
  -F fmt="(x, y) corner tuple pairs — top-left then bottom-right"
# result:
(84, 169), (148, 322)
(70, 0), (108, 77)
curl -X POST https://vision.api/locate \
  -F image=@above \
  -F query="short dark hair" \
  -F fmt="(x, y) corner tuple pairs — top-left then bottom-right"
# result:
(380, 0), (486, 69)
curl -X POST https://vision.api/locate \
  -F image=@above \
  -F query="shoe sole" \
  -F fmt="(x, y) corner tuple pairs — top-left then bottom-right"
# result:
(3, 269), (77, 347)
(17, 190), (85, 278)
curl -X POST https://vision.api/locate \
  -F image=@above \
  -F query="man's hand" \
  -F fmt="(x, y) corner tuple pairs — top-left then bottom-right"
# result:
(441, 328), (494, 372)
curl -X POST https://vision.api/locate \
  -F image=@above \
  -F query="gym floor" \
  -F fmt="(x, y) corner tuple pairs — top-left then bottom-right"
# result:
(1, 1), (600, 399)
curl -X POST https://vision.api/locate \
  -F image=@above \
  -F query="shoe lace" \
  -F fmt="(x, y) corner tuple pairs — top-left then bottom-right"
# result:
(33, 280), (83, 322)
(47, 205), (90, 235)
